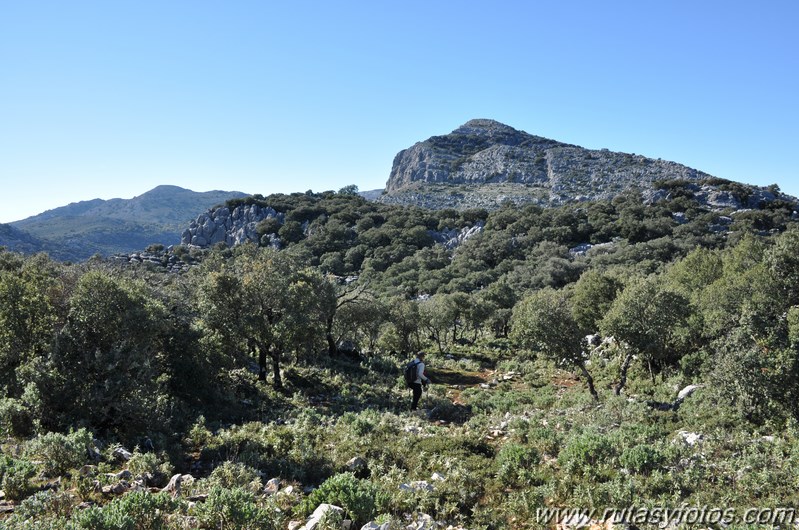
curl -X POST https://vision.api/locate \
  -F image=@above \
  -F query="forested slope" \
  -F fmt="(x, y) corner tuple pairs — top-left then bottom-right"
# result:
(1, 179), (798, 529)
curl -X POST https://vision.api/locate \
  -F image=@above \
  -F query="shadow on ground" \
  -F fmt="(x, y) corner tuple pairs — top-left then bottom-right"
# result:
(428, 368), (487, 387)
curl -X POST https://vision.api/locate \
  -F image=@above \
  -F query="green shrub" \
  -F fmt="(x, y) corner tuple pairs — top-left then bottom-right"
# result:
(1, 457), (37, 501)
(127, 451), (173, 487)
(184, 415), (214, 451)
(0, 397), (33, 437)
(0, 518), (69, 530)
(101, 491), (177, 530)
(67, 492), (177, 530)
(206, 461), (262, 492)
(496, 443), (540, 488)
(708, 328), (795, 425)
(208, 421), (281, 469)
(193, 486), (282, 530)
(557, 431), (616, 480)
(9, 490), (75, 521)
(24, 428), (93, 478)
(679, 348), (712, 378)
(298, 472), (387, 525)
(619, 444), (664, 474)
(338, 411), (376, 437)
(523, 425), (561, 456)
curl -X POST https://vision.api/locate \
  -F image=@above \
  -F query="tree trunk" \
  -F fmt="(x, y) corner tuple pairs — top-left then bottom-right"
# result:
(258, 348), (267, 382)
(326, 316), (337, 356)
(576, 361), (599, 401)
(615, 349), (635, 396)
(270, 351), (283, 389)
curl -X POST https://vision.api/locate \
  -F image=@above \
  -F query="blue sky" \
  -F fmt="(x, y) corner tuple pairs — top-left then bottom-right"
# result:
(1, 0), (797, 223)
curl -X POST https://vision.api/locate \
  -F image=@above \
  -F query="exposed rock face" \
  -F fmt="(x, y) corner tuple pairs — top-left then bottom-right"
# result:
(387, 120), (563, 191)
(109, 248), (197, 273)
(429, 222), (484, 250)
(181, 203), (284, 248)
(385, 119), (714, 201)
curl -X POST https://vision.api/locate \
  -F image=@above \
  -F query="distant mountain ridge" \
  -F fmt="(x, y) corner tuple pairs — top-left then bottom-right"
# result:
(2, 121), (795, 263)
(3, 185), (248, 261)
(381, 119), (723, 208)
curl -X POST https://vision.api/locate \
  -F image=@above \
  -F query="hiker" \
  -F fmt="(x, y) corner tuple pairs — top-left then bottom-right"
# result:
(409, 351), (431, 410)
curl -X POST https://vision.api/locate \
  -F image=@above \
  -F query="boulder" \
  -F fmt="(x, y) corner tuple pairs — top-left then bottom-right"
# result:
(301, 503), (345, 530)
(676, 430), (704, 447)
(112, 447), (133, 462)
(78, 465), (97, 477)
(102, 480), (131, 495)
(264, 477), (281, 494)
(406, 513), (436, 530)
(676, 384), (702, 401)
(346, 456), (368, 473)
(399, 481), (434, 492)
(161, 473), (194, 495)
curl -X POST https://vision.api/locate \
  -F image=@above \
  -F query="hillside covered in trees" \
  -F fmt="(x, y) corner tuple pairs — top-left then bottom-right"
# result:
(1, 179), (799, 529)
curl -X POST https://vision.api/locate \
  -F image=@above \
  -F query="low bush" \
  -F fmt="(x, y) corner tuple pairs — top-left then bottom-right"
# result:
(0, 397), (33, 437)
(619, 443), (664, 474)
(24, 428), (93, 478)
(205, 461), (262, 493)
(496, 443), (541, 488)
(520, 424), (561, 456)
(1, 457), (37, 501)
(193, 486), (283, 530)
(7, 490), (75, 522)
(184, 415), (214, 451)
(557, 431), (616, 481)
(127, 450), (174, 487)
(298, 472), (387, 526)
(67, 491), (177, 530)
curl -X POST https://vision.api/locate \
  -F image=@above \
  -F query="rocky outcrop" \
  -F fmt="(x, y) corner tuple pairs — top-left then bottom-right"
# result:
(387, 120), (563, 192)
(429, 222), (484, 249)
(385, 119), (716, 202)
(109, 248), (197, 273)
(181, 203), (284, 248)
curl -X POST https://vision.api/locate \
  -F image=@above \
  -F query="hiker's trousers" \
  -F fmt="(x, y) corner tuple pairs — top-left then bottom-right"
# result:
(411, 383), (423, 410)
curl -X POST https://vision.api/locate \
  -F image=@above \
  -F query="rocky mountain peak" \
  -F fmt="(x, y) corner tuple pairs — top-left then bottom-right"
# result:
(382, 119), (714, 207)
(452, 119), (523, 137)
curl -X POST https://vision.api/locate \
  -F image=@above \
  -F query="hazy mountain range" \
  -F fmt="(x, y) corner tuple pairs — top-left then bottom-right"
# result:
(1, 185), (248, 261)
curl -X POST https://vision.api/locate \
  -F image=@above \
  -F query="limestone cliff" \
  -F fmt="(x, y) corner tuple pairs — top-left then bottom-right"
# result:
(384, 119), (714, 205)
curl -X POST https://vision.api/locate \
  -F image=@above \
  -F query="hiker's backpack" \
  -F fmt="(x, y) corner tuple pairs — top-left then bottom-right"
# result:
(404, 360), (421, 388)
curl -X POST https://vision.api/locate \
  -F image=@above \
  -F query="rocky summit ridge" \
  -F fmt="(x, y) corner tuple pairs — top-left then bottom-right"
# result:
(381, 119), (717, 208)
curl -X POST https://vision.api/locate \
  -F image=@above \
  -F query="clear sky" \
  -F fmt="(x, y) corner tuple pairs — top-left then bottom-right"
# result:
(1, 0), (797, 223)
